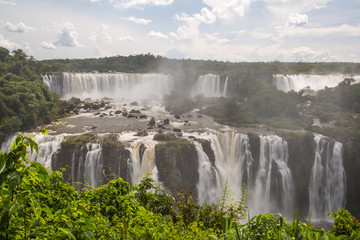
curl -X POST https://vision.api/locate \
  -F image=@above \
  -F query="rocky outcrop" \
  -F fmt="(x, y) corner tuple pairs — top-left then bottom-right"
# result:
(102, 135), (131, 182)
(279, 131), (315, 214)
(155, 138), (198, 196)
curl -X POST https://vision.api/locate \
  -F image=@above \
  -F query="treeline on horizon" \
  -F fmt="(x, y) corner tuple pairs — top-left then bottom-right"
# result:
(41, 53), (360, 75)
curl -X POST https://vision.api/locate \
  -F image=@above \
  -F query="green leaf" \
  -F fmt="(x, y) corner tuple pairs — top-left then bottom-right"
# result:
(40, 128), (48, 135)
(84, 229), (95, 240)
(58, 227), (76, 240)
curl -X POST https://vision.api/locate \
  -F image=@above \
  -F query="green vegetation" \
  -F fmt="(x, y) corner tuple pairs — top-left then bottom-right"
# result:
(0, 47), (63, 144)
(1, 133), (360, 239)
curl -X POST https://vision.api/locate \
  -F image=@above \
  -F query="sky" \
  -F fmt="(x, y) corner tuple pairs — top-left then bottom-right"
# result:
(0, 0), (359, 62)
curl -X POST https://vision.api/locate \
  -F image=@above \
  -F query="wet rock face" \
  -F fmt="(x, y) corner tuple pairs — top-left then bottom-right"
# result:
(101, 135), (131, 182)
(196, 138), (215, 165)
(281, 132), (315, 213)
(155, 138), (199, 196)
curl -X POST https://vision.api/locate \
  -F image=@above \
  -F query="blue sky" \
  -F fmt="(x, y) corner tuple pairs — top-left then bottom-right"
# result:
(0, 0), (359, 62)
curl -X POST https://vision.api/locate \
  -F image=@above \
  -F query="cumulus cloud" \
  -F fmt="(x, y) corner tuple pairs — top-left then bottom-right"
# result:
(54, 22), (82, 47)
(286, 13), (308, 27)
(203, 0), (254, 20)
(4, 21), (34, 33)
(0, 0), (16, 5)
(110, 0), (173, 9)
(41, 41), (56, 49)
(89, 24), (112, 43)
(0, 34), (20, 49)
(147, 31), (168, 39)
(123, 16), (152, 24)
(194, 7), (216, 24)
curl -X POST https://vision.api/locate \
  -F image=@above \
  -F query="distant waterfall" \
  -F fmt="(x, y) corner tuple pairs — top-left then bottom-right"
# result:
(42, 72), (174, 100)
(222, 76), (228, 98)
(309, 135), (346, 219)
(273, 74), (360, 92)
(192, 74), (227, 97)
(251, 135), (294, 216)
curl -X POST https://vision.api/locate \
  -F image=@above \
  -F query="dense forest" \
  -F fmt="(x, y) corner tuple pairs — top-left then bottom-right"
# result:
(41, 54), (360, 75)
(0, 47), (64, 143)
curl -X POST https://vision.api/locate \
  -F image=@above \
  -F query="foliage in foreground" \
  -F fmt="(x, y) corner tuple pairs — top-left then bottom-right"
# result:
(0, 133), (360, 239)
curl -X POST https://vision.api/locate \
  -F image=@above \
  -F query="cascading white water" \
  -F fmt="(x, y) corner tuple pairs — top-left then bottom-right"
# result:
(42, 72), (174, 100)
(195, 142), (221, 204)
(273, 74), (360, 92)
(309, 134), (346, 219)
(209, 132), (253, 199)
(192, 74), (224, 97)
(119, 132), (159, 185)
(1, 133), (65, 169)
(250, 135), (294, 216)
(195, 131), (294, 216)
(28, 134), (65, 169)
(84, 143), (103, 188)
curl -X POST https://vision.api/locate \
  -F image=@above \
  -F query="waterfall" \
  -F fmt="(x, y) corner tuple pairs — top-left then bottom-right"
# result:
(273, 74), (360, 92)
(192, 74), (222, 97)
(195, 132), (294, 216)
(42, 72), (174, 100)
(1, 133), (65, 169)
(309, 134), (346, 219)
(250, 135), (294, 216)
(210, 132), (253, 199)
(129, 142), (157, 185)
(28, 134), (65, 169)
(222, 76), (228, 98)
(195, 142), (221, 204)
(119, 132), (159, 185)
(84, 143), (103, 188)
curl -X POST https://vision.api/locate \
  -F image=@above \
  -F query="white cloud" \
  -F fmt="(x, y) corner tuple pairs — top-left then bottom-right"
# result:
(147, 30), (168, 39)
(118, 35), (134, 41)
(0, 34), (20, 49)
(89, 24), (112, 43)
(265, 0), (332, 19)
(273, 46), (335, 62)
(123, 16), (152, 24)
(194, 7), (216, 24)
(4, 21), (34, 33)
(0, 0), (16, 5)
(110, 0), (173, 9)
(278, 24), (360, 39)
(41, 41), (56, 49)
(286, 13), (308, 27)
(203, 0), (254, 20)
(54, 22), (82, 47)
(94, 48), (112, 57)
